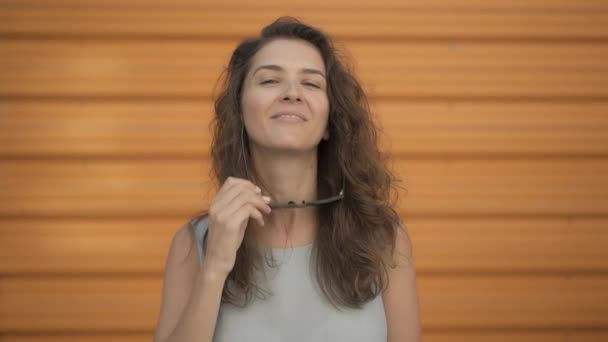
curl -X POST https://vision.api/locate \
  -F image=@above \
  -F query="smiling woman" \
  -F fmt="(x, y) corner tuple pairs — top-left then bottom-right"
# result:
(154, 16), (420, 342)
(242, 38), (330, 153)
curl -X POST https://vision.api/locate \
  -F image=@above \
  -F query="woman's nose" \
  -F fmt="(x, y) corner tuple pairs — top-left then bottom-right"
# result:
(281, 81), (302, 102)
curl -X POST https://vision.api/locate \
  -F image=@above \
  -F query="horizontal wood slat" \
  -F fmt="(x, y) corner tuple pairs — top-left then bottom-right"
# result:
(422, 274), (608, 328)
(1, 274), (607, 331)
(4, 0), (608, 9)
(1, 217), (607, 274)
(1, 158), (607, 217)
(2, 40), (607, 98)
(409, 217), (608, 272)
(0, 100), (211, 157)
(423, 331), (608, 342)
(0, 277), (161, 331)
(1, 1), (607, 39)
(2, 100), (608, 157)
(0, 218), (180, 274)
(0, 335), (155, 342)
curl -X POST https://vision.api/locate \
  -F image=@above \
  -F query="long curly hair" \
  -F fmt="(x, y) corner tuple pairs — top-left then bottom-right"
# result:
(188, 16), (408, 309)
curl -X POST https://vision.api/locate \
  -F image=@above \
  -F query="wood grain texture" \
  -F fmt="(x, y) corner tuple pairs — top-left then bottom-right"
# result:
(2, 158), (607, 217)
(1, 274), (607, 331)
(1, 217), (607, 274)
(1, 100), (607, 157)
(2, 331), (608, 342)
(1, 40), (607, 98)
(1, 0), (607, 39)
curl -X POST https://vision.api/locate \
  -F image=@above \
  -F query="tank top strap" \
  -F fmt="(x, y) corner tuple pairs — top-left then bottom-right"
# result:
(189, 215), (209, 266)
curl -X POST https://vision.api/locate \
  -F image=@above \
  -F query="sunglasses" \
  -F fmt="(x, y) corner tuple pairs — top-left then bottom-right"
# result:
(240, 124), (345, 209)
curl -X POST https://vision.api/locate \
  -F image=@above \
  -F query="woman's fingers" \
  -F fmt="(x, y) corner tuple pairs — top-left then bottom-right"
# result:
(227, 203), (266, 228)
(222, 189), (271, 225)
(203, 176), (271, 276)
(211, 177), (261, 213)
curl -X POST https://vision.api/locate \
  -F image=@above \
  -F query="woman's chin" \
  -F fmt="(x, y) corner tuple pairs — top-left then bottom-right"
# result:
(267, 142), (318, 154)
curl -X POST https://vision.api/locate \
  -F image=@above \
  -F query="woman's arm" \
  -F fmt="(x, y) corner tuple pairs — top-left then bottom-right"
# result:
(153, 225), (226, 342)
(155, 178), (271, 342)
(382, 223), (422, 342)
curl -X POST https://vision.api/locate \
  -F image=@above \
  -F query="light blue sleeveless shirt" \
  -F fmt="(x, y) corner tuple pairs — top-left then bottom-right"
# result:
(189, 216), (387, 342)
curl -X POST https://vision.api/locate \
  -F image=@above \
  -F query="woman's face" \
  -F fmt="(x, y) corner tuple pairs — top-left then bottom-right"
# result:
(241, 38), (330, 154)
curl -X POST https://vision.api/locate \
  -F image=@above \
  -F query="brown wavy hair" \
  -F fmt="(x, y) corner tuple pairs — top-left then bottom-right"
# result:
(188, 16), (409, 309)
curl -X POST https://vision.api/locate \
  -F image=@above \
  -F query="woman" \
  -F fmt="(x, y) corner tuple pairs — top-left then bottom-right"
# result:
(154, 17), (421, 342)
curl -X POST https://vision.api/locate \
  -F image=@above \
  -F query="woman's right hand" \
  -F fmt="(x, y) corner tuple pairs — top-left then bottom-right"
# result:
(201, 177), (272, 279)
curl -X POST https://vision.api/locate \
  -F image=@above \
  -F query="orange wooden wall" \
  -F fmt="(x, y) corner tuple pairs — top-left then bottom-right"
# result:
(1, 0), (608, 341)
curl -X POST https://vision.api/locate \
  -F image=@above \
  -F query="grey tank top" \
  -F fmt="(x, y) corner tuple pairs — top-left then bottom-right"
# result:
(190, 216), (387, 342)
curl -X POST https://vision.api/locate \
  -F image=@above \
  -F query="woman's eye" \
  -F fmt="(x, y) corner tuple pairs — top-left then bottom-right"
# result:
(260, 79), (320, 88)
(261, 79), (278, 84)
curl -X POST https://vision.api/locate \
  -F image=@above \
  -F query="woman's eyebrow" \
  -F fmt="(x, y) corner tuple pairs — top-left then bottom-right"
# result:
(252, 64), (326, 78)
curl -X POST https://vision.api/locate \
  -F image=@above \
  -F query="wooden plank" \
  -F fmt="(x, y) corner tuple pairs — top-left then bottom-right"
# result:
(0, 276), (162, 331)
(1, 274), (607, 331)
(2, 100), (608, 157)
(2, 331), (608, 342)
(0, 159), (214, 217)
(424, 331), (608, 342)
(421, 274), (608, 328)
(400, 158), (608, 216)
(407, 217), (608, 272)
(374, 101), (608, 156)
(1, 217), (607, 274)
(1, 0), (607, 39)
(1, 40), (607, 98)
(0, 335), (152, 342)
(1, 158), (607, 217)
(0, 218), (181, 274)
(0, 331), (154, 342)
(3, 0), (608, 9)
(0, 100), (213, 158)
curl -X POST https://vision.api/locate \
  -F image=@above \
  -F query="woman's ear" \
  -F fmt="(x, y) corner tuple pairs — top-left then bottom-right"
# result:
(323, 129), (330, 140)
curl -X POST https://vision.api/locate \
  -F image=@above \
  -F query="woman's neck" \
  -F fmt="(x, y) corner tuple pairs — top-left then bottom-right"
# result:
(248, 145), (320, 247)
